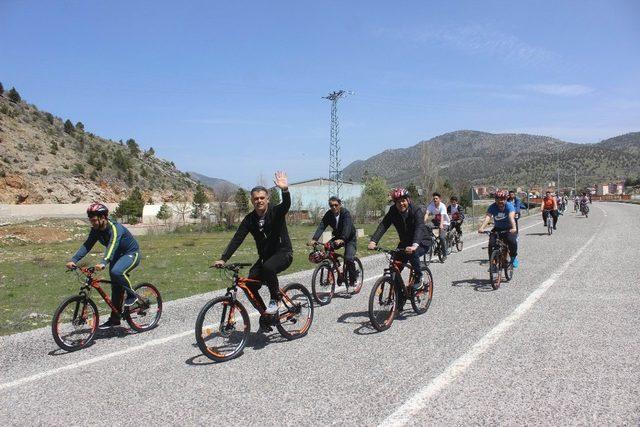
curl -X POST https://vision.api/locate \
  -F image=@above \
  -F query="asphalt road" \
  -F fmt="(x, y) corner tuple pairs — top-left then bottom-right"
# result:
(1, 202), (639, 426)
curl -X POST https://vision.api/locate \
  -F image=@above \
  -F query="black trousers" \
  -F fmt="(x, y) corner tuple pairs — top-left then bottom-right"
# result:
(488, 229), (518, 259)
(333, 238), (357, 284)
(542, 210), (558, 227)
(248, 251), (293, 307)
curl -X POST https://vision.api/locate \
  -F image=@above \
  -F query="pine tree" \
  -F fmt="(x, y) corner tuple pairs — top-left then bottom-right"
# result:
(192, 183), (209, 217)
(75, 122), (84, 131)
(270, 187), (281, 205)
(7, 87), (21, 103)
(126, 138), (140, 156)
(234, 188), (250, 213)
(64, 119), (75, 134)
(156, 203), (172, 224)
(0, 82), (4, 95)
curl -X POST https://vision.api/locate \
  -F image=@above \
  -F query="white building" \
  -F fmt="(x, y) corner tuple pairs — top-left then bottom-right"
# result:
(287, 178), (364, 213)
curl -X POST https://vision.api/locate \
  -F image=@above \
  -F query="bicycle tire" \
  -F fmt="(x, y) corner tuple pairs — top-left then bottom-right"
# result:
(346, 257), (364, 295)
(195, 296), (249, 362)
(504, 256), (514, 282)
(547, 217), (553, 235)
(455, 233), (464, 252)
(276, 283), (314, 340)
(489, 250), (502, 290)
(311, 261), (335, 305)
(445, 233), (453, 256)
(125, 283), (162, 332)
(52, 295), (99, 352)
(411, 267), (433, 315)
(368, 276), (396, 332)
(437, 240), (446, 263)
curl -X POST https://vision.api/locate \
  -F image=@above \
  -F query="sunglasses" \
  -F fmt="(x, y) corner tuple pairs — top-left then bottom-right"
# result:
(329, 203), (340, 207)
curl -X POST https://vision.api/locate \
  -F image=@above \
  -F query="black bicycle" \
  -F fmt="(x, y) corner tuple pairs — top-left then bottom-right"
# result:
(423, 226), (447, 263)
(482, 230), (514, 290)
(368, 247), (434, 332)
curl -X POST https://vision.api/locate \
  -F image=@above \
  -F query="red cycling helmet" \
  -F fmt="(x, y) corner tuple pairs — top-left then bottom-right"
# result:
(390, 188), (410, 201)
(87, 202), (109, 217)
(308, 250), (325, 264)
(494, 190), (508, 200)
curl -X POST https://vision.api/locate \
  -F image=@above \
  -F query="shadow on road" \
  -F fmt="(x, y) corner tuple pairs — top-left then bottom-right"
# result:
(463, 258), (489, 265)
(337, 310), (377, 335)
(526, 232), (550, 236)
(184, 331), (289, 366)
(451, 278), (494, 292)
(48, 326), (134, 356)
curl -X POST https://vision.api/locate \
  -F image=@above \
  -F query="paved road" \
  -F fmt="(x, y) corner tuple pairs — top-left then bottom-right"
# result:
(1, 202), (639, 425)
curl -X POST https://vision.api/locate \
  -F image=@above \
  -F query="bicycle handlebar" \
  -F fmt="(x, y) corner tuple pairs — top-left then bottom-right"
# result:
(210, 263), (253, 272)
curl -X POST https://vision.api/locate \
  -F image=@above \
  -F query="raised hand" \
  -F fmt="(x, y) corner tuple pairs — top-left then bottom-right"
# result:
(274, 171), (288, 191)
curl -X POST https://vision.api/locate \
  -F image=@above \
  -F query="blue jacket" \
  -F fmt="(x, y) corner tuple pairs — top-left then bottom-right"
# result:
(507, 197), (524, 215)
(72, 220), (140, 265)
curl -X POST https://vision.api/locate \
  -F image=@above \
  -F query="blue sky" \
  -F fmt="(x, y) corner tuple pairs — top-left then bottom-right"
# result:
(1, 0), (639, 188)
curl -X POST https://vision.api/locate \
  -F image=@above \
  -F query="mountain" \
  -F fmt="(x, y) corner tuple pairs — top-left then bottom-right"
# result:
(0, 90), (200, 204)
(188, 172), (240, 197)
(342, 130), (640, 188)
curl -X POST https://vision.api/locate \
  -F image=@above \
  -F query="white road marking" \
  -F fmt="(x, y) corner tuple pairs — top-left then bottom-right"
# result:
(378, 226), (599, 427)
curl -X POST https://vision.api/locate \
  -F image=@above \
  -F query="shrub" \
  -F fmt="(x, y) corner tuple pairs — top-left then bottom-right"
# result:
(0, 81), (3, 95)
(40, 168), (48, 175)
(72, 163), (85, 175)
(64, 120), (74, 134)
(44, 112), (54, 125)
(7, 87), (21, 103)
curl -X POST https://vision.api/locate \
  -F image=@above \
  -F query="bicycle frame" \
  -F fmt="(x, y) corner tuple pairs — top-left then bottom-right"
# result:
(73, 268), (122, 316)
(382, 252), (416, 299)
(312, 242), (346, 281)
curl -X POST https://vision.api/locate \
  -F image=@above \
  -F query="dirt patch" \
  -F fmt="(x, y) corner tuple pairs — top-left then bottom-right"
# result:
(0, 218), (86, 245)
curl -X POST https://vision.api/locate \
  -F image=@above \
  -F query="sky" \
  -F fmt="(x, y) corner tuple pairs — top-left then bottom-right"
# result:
(1, 0), (639, 188)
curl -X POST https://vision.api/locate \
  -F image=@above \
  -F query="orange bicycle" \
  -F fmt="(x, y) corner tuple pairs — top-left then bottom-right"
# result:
(195, 263), (314, 362)
(308, 241), (364, 305)
(52, 266), (162, 351)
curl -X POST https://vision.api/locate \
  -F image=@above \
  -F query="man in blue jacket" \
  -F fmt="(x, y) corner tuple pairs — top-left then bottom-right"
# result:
(66, 203), (141, 328)
(507, 190), (524, 233)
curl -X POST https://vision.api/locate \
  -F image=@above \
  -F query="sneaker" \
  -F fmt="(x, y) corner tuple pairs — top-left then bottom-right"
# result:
(553, 226), (557, 230)
(412, 276), (423, 291)
(98, 318), (121, 329)
(512, 257), (519, 269)
(124, 294), (138, 307)
(264, 299), (279, 315)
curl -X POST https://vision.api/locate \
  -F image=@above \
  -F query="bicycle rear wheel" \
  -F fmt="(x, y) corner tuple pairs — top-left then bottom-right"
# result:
(346, 257), (364, 295)
(125, 283), (162, 332)
(52, 295), (99, 352)
(411, 267), (433, 315)
(489, 250), (502, 290)
(368, 277), (396, 332)
(311, 262), (335, 305)
(277, 283), (314, 340)
(445, 233), (453, 256)
(195, 297), (249, 362)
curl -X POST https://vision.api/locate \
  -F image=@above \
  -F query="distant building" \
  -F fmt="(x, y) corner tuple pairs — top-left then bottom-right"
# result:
(287, 178), (364, 212)
(474, 186), (488, 196)
(596, 183), (610, 196)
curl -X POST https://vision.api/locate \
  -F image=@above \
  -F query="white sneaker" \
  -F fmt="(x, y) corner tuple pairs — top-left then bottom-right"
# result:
(264, 300), (279, 315)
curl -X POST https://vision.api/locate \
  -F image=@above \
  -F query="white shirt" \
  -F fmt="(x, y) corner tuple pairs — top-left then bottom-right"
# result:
(427, 202), (450, 226)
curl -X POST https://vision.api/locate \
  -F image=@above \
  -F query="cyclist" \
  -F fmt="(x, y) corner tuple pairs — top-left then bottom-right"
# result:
(308, 196), (357, 286)
(478, 190), (519, 269)
(368, 188), (429, 290)
(556, 193), (565, 215)
(579, 192), (590, 215)
(65, 203), (140, 329)
(213, 171), (291, 315)
(507, 190), (524, 233)
(542, 191), (559, 230)
(447, 195), (465, 236)
(425, 192), (451, 258)
(573, 195), (580, 212)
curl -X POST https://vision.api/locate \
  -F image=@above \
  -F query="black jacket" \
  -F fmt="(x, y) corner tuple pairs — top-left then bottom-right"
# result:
(447, 204), (465, 220)
(370, 203), (429, 248)
(312, 207), (356, 242)
(221, 190), (292, 261)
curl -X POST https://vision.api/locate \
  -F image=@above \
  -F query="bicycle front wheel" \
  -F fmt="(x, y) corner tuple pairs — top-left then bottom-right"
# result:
(368, 277), (396, 332)
(411, 267), (434, 314)
(311, 262), (335, 305)
(455, 233), (464, 252)
(437, 241), (447, 263)
(489, 250), (502, 290)
(52, 295), (99, 352)
(277, 283), (314, 340)
(195, 297), (249, 362)
(125, 283), (162, 332)
(347, 257), (364, 295)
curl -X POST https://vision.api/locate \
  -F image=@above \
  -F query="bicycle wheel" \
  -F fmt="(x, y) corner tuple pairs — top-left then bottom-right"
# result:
(437, 240), (446, 263)
(455, 233), (464, 252)
(368, 277), (396, 332)
(411, 267), (433, 315)
(504, 254), (514, 282)
(195, 297), (249, 362)
(547, 217), (552, 235)
(489, 250), (502, 290)
(311, 262), (335, 305)
(52, 295), (99, 352)
(346, 257), (364, 295)
(125, 283), (162, 332)
(276, 283), (314, 340)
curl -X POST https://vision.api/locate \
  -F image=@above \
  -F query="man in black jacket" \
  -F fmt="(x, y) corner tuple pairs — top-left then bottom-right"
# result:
(213, 171), (292, 314)
(308, 196), (357, 286)
(368, 188), (430, 289)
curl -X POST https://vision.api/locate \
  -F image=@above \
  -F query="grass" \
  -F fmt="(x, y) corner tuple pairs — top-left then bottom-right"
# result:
(0, 223), (399, 336)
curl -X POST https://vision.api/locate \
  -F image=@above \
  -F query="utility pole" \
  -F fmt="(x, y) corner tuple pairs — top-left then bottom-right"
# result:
(323, 90), (353, 199)
(556, 152), (560, 194)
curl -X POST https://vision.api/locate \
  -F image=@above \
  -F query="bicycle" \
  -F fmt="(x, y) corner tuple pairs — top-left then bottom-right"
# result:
(368, 247), (434, 332)
(423, 225), (447, 264)
(574, 201), (579, 213)
(308, 242), (364, 305)
(543, 209), (554, 235)
(482, 230), (514, 290)
(446, 226), (464, 253)
(52, 266), (162, 351)
(195, 263), (314, 362)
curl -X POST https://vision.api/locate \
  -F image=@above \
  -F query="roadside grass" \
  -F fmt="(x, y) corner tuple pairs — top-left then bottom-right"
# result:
(0, 223), (398, 336)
